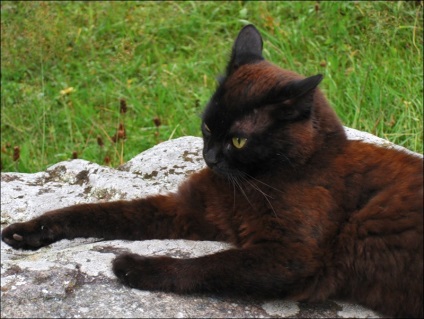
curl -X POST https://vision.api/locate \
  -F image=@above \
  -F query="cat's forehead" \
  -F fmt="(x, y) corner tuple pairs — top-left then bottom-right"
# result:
(223, 62), (302, 106)
(230, 107), (274, 136)
(202, 62), (302, 133)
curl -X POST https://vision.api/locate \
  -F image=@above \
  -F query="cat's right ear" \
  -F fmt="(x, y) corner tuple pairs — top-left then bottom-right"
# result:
(226, 25), (264, 74)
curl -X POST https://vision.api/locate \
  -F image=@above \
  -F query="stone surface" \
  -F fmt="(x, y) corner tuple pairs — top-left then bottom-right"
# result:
(1, 128), (421, 318)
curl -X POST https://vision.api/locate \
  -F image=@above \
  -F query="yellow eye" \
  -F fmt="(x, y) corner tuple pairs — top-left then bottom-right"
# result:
(232, 137), (247, 149)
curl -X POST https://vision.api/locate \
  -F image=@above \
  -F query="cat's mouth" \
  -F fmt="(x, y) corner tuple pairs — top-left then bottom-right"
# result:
(203, 152), (257, 178)
(206, 161), (246, 179)
(206, 162), (230, 176)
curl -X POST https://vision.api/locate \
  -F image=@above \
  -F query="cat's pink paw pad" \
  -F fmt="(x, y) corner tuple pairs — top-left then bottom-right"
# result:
(1, 222), (48, 250)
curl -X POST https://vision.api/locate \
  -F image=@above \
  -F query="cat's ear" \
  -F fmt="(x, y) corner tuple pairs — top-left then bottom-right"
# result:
(285, 74), (323, 99)
(226, 25), (264, 74)
(277, 74), (323, 121)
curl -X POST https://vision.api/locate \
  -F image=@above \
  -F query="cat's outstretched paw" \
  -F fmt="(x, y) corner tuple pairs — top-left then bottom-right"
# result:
(112, 253), (177, 291)
(1, 221), (54, 250)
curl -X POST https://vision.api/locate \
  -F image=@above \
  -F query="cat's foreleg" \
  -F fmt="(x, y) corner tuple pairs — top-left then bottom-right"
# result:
(112, 244), (316, 295)
(1, 193), (219, 250)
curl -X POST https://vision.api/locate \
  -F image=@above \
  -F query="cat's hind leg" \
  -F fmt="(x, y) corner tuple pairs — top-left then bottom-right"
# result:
(112, 243), (322, 296)
(335, 202), (423, 317)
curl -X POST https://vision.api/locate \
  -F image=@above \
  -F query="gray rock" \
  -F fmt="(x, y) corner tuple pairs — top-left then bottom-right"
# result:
(1, 128), (421, 318)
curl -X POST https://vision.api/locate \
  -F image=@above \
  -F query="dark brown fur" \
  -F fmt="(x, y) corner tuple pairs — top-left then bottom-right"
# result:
(2, 25), (423, 317)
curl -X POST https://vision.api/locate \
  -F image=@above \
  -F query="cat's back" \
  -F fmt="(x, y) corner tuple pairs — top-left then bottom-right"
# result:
(342, 140), (422, 177)
(338, 140), (423, 204)
(334, 139), (422, 235)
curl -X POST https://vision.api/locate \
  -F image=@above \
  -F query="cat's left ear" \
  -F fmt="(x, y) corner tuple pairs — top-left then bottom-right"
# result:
(285, 74), (323, 99)
(277, 74), (323, 121)
(226, 25), (264, 74)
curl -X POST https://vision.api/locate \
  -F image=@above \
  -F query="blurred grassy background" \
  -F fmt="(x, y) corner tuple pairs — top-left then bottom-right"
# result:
(1, 1), (422, 173)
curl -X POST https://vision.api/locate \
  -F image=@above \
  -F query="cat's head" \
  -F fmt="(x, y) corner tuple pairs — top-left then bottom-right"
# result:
(202, 25), (344, 178)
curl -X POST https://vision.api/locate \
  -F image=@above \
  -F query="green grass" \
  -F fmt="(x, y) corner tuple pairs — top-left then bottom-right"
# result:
(1, 1), (422, 173)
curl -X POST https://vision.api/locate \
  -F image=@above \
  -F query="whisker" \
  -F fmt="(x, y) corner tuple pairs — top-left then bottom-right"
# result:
(244, 178), (274, 199)
(244, 172), (285, 195)
(240, 175), (279, 219)
(233, 175), (255, 210)
(232, 177), (236, 210)
(276, 152), (295, 168)
(227, 175), (237, 211)
(223, 169), (280, 219)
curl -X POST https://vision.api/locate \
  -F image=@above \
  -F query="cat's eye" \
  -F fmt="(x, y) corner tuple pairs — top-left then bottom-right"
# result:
(204, 124), (211, 132)
(232, 137), (247, 149)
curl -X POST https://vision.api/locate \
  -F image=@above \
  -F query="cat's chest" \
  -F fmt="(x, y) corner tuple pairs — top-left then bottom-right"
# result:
(202, 179), (271, 244)
(205, 175), (340, 247)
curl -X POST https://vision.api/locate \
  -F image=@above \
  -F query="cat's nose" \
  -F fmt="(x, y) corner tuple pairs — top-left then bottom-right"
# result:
(204, 149), (218, 166)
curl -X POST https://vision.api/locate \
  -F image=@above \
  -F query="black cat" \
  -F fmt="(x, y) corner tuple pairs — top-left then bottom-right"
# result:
(2, 25), (423, 318)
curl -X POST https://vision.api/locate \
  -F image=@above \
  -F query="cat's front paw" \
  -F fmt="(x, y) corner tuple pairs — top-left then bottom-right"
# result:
(112, 253), (177, 291)
(1, 221), (55, 250)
